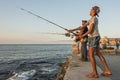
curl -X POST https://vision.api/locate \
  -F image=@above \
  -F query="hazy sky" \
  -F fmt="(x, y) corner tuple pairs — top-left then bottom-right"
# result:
(0, 0), (120, 44)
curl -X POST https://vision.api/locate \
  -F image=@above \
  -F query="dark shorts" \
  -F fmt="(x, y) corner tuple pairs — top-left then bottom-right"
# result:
(88, 36), (100, 48)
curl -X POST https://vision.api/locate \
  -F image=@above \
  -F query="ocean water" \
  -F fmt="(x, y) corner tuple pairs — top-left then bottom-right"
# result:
(0, 44), (72, 80)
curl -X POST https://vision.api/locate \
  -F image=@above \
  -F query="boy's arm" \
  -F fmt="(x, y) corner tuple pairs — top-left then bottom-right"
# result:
(67, 21), (89, 33)
(67, 27), (81, 33)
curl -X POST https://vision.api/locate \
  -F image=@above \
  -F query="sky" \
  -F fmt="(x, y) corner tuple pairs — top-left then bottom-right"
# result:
(0, 0), (120, 44)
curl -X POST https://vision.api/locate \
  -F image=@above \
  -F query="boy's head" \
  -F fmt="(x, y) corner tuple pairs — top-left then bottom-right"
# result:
(90, 6), (100, 17)
(82, 20), (87, 25)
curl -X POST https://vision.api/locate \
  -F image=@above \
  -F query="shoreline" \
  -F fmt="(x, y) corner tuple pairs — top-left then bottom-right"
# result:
(56, 56), (71, 80)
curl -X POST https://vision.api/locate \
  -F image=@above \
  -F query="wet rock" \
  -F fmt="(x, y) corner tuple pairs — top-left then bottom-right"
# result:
(56, 57), (70, 80)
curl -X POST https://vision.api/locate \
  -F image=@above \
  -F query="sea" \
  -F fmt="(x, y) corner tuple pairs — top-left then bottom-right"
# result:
(0, 44), (72, 80)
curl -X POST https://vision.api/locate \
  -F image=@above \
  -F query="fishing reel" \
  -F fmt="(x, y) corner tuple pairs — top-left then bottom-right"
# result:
(65, 33), (74, 38)
(65, 33), (71, 37)
(65, 32), (83, 42)
(65, 33), (78, 42)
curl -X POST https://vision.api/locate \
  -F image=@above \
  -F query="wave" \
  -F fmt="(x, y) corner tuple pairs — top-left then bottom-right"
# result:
(7, 70), (36, 80)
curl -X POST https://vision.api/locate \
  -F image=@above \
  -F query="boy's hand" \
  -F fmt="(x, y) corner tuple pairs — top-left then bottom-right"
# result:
(67, 29), (73, 33)
(74, 33), (79, 36)
(79, 35), (83, 38)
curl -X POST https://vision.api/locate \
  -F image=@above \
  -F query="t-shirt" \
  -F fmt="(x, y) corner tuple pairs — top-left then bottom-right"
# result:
(88, 16), (100, 37)
(81, 26), (88, 38)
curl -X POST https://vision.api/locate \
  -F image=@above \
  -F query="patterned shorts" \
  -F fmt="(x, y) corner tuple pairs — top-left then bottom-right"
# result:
(88, 36), (100, 48)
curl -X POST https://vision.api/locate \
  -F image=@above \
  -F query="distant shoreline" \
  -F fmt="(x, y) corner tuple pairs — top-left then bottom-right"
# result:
(0, 43), (72, 45)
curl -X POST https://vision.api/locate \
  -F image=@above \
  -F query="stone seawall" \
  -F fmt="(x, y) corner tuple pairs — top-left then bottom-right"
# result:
(56, 44), (112, 80)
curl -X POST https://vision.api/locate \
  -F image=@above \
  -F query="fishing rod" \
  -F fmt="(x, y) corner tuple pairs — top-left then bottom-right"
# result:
(20, 8), (68, 31)
(41, 32), (73, 38)
(20, 8), (79, 39)
(41, 32), (65, 35)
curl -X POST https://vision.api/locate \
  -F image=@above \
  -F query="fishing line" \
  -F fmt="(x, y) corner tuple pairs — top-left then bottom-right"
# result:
(19, 7), (78, 39)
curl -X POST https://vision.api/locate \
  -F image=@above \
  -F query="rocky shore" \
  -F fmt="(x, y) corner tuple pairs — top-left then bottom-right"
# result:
(56, 56), (71, 80)
(56, 44), (77, 80)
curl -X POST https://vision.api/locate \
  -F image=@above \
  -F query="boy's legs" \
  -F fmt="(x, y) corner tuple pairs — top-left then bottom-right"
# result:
(96, 47), (112, 75)
(76, 41), (81, 54)
(81, 42), (88, 61)
(86, 36), (99, 78)
(86, 48), (98, 78)
(81, 43), (85, 59)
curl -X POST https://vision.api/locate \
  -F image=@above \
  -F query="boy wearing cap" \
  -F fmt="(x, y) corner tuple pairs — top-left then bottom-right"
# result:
(68, 20), (88, 59)
(67, 6), (112, 78)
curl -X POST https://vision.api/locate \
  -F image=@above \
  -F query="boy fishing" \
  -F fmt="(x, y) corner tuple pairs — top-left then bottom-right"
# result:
(67, 6), (112, 78)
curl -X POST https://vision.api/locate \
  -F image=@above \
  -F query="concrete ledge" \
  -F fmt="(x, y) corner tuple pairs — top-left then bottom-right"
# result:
(64, 51), (112, 80)
(102, 49), (120, 54)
